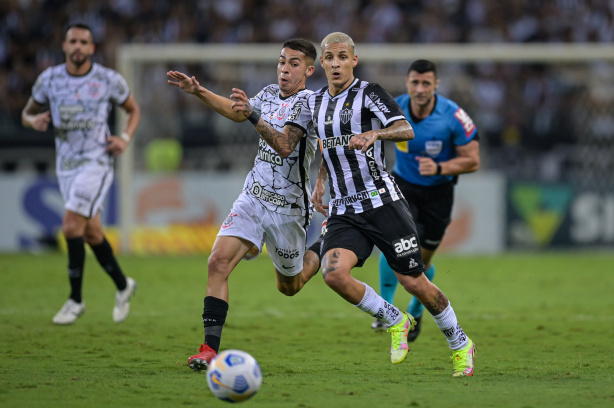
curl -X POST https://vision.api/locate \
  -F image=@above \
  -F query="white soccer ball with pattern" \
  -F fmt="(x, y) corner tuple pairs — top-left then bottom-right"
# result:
(206, 349), (262, 403)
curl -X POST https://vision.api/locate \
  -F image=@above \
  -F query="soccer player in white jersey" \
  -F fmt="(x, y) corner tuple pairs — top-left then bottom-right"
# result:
(167, 39), (323, 371)
(21, 23), (141, 325)
(232, 32), (476, 377)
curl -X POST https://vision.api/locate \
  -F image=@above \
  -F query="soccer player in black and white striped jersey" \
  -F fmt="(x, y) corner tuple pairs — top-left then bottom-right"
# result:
(233, 33), (475, 376)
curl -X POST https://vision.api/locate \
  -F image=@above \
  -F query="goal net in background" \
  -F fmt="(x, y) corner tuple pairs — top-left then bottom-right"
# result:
(116, 43), (614, 253)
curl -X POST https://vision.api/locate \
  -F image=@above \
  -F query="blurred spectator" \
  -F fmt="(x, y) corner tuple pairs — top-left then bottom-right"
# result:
(2, 0), (613, 187)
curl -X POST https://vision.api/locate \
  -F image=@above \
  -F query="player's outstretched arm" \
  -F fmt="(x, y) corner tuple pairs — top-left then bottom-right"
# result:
(230, 87), (304, 158)
(21, 97), (51, 132)
(166, 70), (245, 122)
(349, 119), (414, 153)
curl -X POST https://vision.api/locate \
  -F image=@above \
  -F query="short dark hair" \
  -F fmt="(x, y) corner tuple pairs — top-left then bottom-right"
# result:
(64, 23), (93, 40)
(282, 38), (317, 63)
(408, 59), (437, 77)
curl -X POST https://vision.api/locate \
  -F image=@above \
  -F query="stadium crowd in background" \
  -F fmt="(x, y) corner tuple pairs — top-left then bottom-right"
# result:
(2, 0), (614, 185)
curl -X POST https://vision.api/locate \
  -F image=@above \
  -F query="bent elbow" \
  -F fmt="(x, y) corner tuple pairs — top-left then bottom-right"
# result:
(469, 158), (480, 173)
(279, 148), (293, 158)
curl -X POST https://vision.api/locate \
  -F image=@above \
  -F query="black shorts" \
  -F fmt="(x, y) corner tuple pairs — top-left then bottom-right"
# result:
(322, 199), (425, 275)
(393, 172), (454, 251)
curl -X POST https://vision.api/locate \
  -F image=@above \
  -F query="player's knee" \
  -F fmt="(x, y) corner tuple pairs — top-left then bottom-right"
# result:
(207, 253), (232, 275)
(83, 230), (103, 245)
(398, 273), (428, 295)
(62, 220), (83, 239)
(277, 283), (299, 297)
(321, 266), (347, 290)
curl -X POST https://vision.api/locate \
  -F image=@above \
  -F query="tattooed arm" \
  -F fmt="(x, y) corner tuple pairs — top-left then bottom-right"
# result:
(230, 87), (304, 158)
(311, 156), (329, 216)
(348, 119), (414, 153)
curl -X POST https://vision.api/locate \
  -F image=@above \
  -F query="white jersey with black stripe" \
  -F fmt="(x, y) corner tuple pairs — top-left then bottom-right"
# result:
(244, 84), (317, 218)
(31, 63), (130, 175)
(287, 78), (407, 216)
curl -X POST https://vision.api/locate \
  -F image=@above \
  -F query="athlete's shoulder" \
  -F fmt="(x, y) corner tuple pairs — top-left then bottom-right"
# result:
(436, 94), (462, 114)
(296, 88), (314, 97)
(92, 63), (122, 78)
(40, 64), (66, 79)
(254, 84), (281, 100)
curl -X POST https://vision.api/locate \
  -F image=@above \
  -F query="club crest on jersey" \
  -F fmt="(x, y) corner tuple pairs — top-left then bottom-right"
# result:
(340, 108), (353, 124)
(222, 212), (238, 229)
(425, 140), (443, 156)
(88, 81), (101, 97)
(277, 102), (290, 120)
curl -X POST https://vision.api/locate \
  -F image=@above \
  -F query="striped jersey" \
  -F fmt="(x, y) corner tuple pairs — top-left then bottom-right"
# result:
(31, 63), (130, 175)
(287, 78), (406, 215)
(245, 84), (317, 217)
(394, 94), (478, 186)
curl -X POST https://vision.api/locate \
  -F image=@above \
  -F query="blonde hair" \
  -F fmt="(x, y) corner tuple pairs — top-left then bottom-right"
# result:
(320, 32), (355, 53)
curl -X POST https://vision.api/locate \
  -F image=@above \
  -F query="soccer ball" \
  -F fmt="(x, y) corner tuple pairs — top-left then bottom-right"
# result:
(206, 349), (262, 403)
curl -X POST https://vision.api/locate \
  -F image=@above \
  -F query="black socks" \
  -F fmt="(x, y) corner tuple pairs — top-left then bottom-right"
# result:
(202, 296), (229, 353)
(66, 237), (85, 303)
(90, 237), (127, 290)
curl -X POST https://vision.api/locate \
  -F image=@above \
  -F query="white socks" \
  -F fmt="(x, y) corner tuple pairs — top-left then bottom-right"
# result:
(355, 283), (403, 326)
(432, 303), (469, 350)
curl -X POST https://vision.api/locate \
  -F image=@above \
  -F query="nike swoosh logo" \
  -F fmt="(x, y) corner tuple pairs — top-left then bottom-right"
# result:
(282, 265), (292, 269)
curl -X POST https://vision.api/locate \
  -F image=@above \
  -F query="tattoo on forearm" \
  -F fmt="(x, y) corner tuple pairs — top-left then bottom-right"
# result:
(255, 122), (301, 156)
(375, 121), (413, 142)
(421, 289), (449, 315)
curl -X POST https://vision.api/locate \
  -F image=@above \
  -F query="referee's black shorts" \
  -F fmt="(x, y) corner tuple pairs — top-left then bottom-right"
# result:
(393, 172), (454, 251)
(322, 199), (425, 276)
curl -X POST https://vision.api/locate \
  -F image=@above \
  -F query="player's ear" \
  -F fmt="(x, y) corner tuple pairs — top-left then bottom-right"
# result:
(306, 65), (315, 77)
(352, 54), (358, 68)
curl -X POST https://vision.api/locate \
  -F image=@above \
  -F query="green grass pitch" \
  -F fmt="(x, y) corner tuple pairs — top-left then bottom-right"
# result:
(1, 251), (613, 407)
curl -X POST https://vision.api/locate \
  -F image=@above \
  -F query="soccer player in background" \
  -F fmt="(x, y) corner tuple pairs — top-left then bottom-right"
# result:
(21, 23), (141, 325)
(233, 33), (476, 377)
(371, 60), (480, 342)
(167, 38), (323, 371)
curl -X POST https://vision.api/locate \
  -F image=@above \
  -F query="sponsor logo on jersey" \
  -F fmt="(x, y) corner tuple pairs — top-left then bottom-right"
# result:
(257, 139), (283, 165)
(74, 189), (92, 202)
(425, 140), (443, 156)
(251, 182), (289, 207)
(324, 115), (334, 125)
(392, 234), (419, 257)
(322, 134), (352, 150)
(331, 189), (379, 206)
(454, 108), (476, 137)
(59, 104), (95, 131)
(274, 247), (300, 260)
(288, 101), (303, 121)
(340, 108), (353, 124)
(368, 92), (390, 113)
(408, 258), (419, 269)
(365, 146), (380, 181)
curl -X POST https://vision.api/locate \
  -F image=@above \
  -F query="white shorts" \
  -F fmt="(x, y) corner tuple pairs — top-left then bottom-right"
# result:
(217, 191), (310, 277)
(58, 162), (113, 218)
